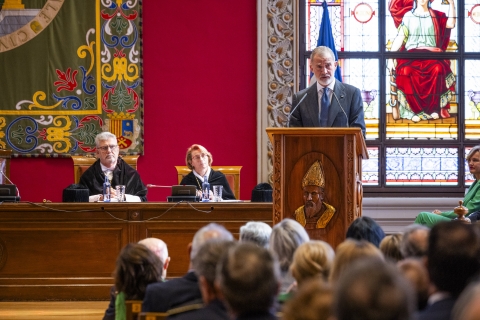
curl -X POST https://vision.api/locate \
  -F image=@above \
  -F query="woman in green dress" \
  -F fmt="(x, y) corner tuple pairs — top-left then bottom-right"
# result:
(414, 146), (480, 227)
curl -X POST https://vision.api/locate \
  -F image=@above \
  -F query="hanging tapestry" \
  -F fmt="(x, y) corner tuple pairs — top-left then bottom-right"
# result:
(0, 0), (143, 156)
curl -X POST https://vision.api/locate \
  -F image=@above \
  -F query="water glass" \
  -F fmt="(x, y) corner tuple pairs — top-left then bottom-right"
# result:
(213, 185), (223, 202)
(116, 185), (126, 202)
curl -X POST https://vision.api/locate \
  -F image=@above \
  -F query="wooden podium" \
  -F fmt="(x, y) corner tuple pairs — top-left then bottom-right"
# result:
(266, 128), (368, 248)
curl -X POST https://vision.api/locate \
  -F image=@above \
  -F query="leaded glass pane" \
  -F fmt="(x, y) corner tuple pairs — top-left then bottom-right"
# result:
(362, 147), (379, 185)
(465, 1), (480, 53)
(465, 60), (480, 140)
(305, 0), (379, 52)
(385, 59), (458, 139)
(386, 148), (458, 185)
(385, 0), (458, 53)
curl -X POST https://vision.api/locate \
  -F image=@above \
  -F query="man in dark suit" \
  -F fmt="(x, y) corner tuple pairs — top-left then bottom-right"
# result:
(290, 46), (366, 137)
(416, 221), (480, 320)
(142, 223), (234, 313)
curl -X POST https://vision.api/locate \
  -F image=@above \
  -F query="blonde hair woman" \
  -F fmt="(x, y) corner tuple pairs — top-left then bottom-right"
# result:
(290, 240), (335, 286)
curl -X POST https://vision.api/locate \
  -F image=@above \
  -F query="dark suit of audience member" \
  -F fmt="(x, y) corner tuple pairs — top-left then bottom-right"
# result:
(143, 223), (234, 313)
(169, 241), (235, 320)
(218, 243), (279, 320)
(290, 46), (366, 137)
(416, 221), (480, 320)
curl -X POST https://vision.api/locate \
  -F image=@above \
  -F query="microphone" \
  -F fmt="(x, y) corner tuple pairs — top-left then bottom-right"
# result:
(332, 91), (349, 127)
(287, 93), (308, 127)
(0, 169), (21, 198)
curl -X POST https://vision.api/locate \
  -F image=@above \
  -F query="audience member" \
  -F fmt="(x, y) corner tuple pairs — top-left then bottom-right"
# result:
(397, 258), (430, 311)
(346, 216), (385, 247)
(218, 242), (279, 320)
(240, 221), (272, 248)
(170, 240), (235, 320)
(103, 243), (162, 320)
(379, 234), (404, 262)
(400, 224), (429, 259)
(269, 218), (309, 293)
(281, 280), (333, 320)
(138, 237), (170, 279)
(417, 221), (480, 320)
(80, 131), (147, 202)
(142, 223), (234, 312)
(329, 239), (384, 284)
(290, 240), (335, 286)
(333, 258), (415, 320)
(452, 281), (480, 320)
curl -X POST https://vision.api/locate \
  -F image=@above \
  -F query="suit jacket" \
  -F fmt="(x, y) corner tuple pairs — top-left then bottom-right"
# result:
(142, 271), (202, 313)
(290, 81), (366, 137)
(415, 297), (456, 320)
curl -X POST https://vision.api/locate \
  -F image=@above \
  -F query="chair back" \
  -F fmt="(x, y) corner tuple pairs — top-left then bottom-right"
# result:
(126, 300), (142, 320)
(175, 166), (242, 199)
(0, 149), (12, 184)
(72, 155), (140, 183)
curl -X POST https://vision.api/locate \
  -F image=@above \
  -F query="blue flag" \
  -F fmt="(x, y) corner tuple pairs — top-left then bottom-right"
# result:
(316, 1), (342, 82)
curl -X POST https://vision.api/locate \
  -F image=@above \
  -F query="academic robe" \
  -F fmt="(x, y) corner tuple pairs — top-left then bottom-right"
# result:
(180, 169), (236, 200)
(79, 157), (148, 202)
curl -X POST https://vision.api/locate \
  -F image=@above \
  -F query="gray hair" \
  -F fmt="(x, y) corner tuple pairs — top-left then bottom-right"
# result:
(269, 218), (310, 272)
(191, 223), (234, 260)
(138, 238), (169, 265)
(240, 221), (272, 248)
(310, 46), (335, 62)
(192, 240), (236, 287)
(400, 224), (430, 258)
(95, 131), (117, 146)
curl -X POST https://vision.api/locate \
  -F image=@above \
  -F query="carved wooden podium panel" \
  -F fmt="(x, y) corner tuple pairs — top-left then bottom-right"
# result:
(267, 128), (368, 248)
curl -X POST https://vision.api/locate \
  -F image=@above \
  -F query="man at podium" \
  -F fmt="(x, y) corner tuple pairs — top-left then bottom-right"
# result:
(290, 46), (366, 137)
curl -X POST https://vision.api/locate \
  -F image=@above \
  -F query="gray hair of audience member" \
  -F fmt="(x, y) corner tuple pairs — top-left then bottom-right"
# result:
(269, 218), (310, 272)
(138, 238), (169, 264)
(400, 224), (430, 258)
(190, 223), (234, 261)
(95, 131), (117, 146)
(240, 221), (272, 248)
(192, 240), (236, 288)
(379, 234), (404, 263)
(452, 280), (480, 320)
(282, 279), (333, 320)
(333, 258), (415, 320)
(290, 240), (335, 285)
(217, 242), (280, 316)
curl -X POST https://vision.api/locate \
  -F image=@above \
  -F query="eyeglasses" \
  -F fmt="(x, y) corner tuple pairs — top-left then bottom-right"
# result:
(192, 153), (207, 161)
(97, 145), (118, 152)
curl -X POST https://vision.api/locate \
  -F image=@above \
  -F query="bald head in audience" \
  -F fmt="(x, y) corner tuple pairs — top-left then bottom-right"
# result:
(190, 223), (234, 267)
(138, 238), (170, 279)
(400, 224), (430, 259)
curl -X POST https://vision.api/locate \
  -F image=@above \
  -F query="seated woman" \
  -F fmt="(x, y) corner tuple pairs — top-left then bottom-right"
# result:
(103, 243), (163, 320)
(415, 146), (480, 227)
(180, 144), (235, 200)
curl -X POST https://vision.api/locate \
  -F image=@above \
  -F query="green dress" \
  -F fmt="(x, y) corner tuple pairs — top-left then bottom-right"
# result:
(414, 180), (480, 227)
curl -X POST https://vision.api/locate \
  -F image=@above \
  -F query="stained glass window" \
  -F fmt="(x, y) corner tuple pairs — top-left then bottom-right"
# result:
(300, 0), (477, 194)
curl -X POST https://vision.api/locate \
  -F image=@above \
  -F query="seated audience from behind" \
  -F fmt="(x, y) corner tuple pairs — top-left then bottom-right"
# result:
(333, 258), (415, 320)
(400, 224), (430, 259)
(269, 218), (309, 293)
(281, 280), (333, 320)
(291, 240), (335, 287)
(217, 242), (279, 320)
(416, 221), (480, 320)
(346, 216), (385, 247)
(452, 281), (480, 320)
(379, 234), (404, 262)
(180, 144), (235, 200)
(170, 240), (236, 320)
(142, 223), (234, 313)
(397, 258), (430, 311)
(103, 243), (162, 320)
(80, 131), (147, 202)
(138, 238), (170, 279)
(329, 239), (384, 284)
(239, 221), (272, 248)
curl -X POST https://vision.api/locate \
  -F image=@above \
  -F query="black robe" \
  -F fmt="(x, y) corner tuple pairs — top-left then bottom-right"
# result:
(79, 157), (147, 202)
(180, 169), (235, 200)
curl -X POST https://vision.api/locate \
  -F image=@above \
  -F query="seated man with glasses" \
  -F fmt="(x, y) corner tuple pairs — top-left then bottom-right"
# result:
(180, 144), (235, 200)
(79, 132), (147, 202)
